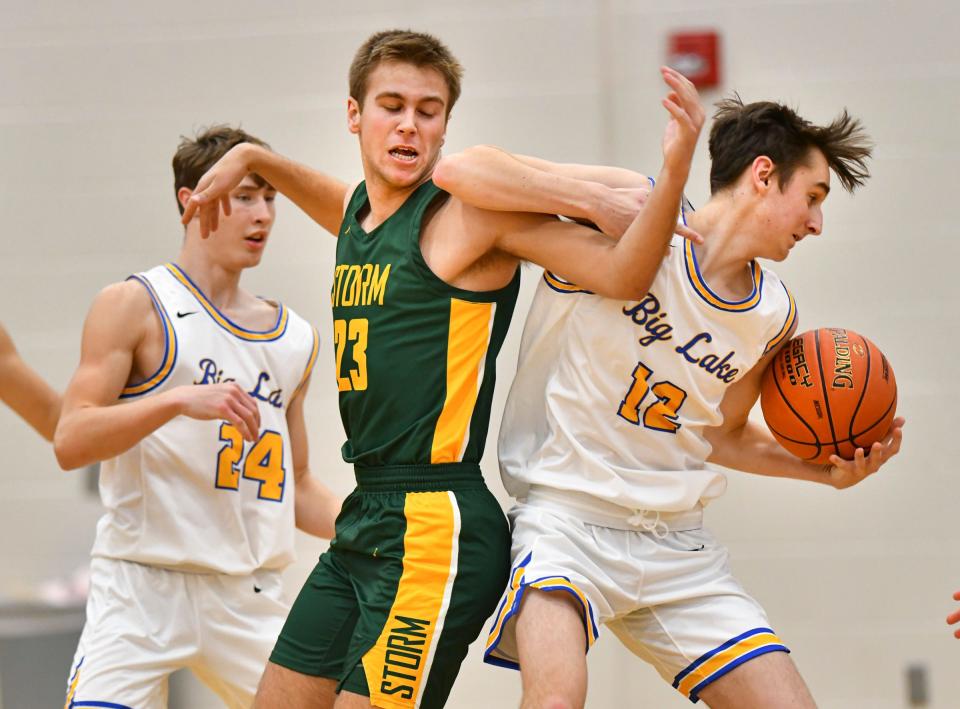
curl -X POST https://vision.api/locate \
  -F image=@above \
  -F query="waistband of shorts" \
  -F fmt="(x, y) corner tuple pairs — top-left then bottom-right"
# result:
(525, 486), (703, 532)
(354, 462), (486, 492)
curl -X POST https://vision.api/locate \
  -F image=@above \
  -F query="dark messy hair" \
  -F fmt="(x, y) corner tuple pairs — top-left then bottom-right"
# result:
(172, 125), (270, 215)
(349, 29), (463, 117)
(708, 95), (872, 194)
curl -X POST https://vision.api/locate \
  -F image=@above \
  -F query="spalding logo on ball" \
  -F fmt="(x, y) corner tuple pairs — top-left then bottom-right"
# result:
(760, 328), (897, 464)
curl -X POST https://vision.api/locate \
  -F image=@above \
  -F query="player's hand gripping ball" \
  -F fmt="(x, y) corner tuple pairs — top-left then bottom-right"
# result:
(760, 328), (897, 465)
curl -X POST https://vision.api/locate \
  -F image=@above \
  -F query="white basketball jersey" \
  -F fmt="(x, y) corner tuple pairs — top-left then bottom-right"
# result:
(499, 233), (796, 513)
(91, 263), (320, 574)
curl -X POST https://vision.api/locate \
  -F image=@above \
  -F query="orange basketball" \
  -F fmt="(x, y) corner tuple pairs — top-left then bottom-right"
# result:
(760, 328), (897, 464)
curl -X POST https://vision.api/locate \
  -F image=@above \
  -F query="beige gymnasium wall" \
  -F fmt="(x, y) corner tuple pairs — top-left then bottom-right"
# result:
(0, 1), (956, 706)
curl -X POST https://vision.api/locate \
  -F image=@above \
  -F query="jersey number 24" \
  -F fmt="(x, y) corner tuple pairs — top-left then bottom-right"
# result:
(216, 423), (286, 501)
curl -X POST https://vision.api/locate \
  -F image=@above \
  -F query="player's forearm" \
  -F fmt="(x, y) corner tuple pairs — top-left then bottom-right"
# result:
(240, 144), (348, 236)
(509, 152), (649, 188)
(294, 472), (341, 539)
(54, 390), (184, 470)
(434, 145), (607, 221)
(0, 366), (62, 442)
(707, 421), (833, 485)
(602, 164), (687, 296)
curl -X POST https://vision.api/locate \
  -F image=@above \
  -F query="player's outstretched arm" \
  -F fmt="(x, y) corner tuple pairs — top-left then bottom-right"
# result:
(434, 145), (653, 238)
(472, 66), (703, 299)
(0, 323), (61, 441)
(54, 282), (261, 470)
(948, 591), (960, 638)
(286, 379), (341, 539)
(182, 143), (349, 238)
(704, 340), (905, 489)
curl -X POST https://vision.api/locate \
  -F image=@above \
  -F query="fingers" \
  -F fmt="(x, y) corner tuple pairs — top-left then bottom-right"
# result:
(954, 590), (960, 602)
(661, 66), (704, 127)
(674, 224), (704, 244)
(181, 196), (199, 225)
(227, 385), (261, 442)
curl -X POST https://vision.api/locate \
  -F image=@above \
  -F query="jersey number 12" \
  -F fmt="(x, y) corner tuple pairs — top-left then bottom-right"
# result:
(617, 360), (687, 433)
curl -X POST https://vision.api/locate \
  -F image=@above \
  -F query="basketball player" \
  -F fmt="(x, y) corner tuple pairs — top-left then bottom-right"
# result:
(0, 322), (60, 441)
(441, 100), (905, 707)
(182, 30), (703, 709)
(55, 125), (341, 708)
(948, 591), (960, 638)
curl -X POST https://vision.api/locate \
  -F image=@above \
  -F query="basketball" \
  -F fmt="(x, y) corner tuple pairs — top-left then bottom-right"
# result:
(760, 328), (897, 465)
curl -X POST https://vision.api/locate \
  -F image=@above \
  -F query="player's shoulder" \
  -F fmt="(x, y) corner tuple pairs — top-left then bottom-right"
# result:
(95, 278), (156, 315)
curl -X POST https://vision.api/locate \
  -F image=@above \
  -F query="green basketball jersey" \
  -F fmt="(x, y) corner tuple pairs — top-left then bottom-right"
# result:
(331, 180), (520, 469)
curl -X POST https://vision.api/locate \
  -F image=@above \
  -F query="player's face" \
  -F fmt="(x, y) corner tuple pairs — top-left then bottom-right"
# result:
(762, 149), (830, 261)
(348, 61), (450, 190)
(207, 176), (277, 269)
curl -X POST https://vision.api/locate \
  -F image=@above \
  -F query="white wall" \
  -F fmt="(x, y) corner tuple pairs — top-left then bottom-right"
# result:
(1, 1), (956, 707)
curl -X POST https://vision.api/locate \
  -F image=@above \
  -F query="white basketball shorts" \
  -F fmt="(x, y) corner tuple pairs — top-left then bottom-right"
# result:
(484, 495), (789, 703)
(64, 556), (287, 709)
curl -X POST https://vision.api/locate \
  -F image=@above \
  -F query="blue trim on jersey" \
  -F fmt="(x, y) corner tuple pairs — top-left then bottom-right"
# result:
(119, 275), (178, 398)
(166, 262), (289, 342)
(683, 240), (764, 312)
(762, 280), (798, 355)
(542, 271), (594, 295)
(70, 702), (134, 709)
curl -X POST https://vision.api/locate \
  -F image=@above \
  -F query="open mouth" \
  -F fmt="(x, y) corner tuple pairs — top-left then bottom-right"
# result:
(245, 233), (266, 245)
(389, 146), (419, 162)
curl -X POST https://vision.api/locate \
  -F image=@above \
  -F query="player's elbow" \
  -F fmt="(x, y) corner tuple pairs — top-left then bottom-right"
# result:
(432, 145), (495, 192)
(431, 152), (465, 192)
(53, 423), (88, 471)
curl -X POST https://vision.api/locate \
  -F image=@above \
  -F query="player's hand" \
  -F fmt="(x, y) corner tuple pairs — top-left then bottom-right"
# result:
(660, 66), (705, 174)
(825, 416), (905, 489)
(174, 383), (261, 441)
(591, 186), (704, 243)
(181, 144), (254, 237)
(947, 590), (960, 638)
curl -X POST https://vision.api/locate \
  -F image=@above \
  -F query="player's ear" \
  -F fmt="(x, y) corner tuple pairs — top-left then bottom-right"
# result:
(347, 97), (361, 135)
(752, 156), (775, 193)
(177, 187), (194, 214)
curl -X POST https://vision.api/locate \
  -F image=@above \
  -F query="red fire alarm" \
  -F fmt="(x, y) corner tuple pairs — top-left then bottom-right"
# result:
(667, 31), (721, 89)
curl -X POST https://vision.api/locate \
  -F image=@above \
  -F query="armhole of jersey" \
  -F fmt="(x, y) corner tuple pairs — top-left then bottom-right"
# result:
(762, 280), (798, 355)
(291, 326), (320, 400)
(120, 275), (178, 398)
(341, 182), (366, 237)
(542, 270), (594, 295)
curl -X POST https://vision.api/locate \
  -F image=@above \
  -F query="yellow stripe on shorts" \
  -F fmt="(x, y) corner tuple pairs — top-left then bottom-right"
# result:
(363, 491), (461, 708)
(673, 627), (788, 701)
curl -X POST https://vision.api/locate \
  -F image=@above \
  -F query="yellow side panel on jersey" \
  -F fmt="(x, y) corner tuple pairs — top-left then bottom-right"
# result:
(430, 299), (494, 464)
(363, 491), (460, 708)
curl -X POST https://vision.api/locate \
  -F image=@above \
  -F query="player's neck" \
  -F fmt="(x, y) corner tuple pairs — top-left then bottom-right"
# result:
(174, 244), (247, 311)
(685, 200), (759, 300)
(360, 170), (431, 232)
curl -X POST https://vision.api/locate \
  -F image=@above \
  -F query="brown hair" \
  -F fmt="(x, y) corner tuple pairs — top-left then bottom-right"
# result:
(349, 29), (463, 117)
(172, 125), (270, 214)
(708, 96), (872, 194)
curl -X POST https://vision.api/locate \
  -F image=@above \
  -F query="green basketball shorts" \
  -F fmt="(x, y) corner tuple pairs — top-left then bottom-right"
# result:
(270, 463), (510, 709)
